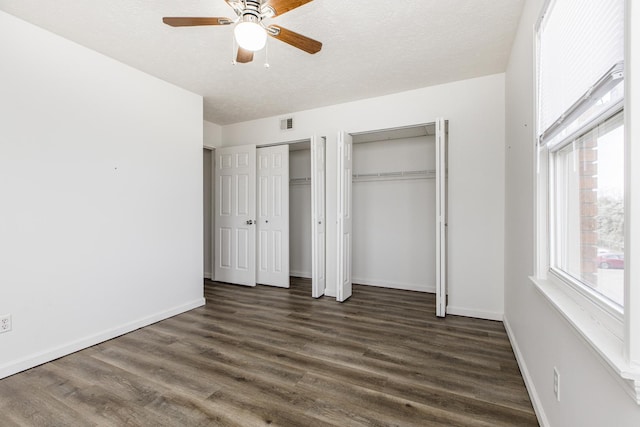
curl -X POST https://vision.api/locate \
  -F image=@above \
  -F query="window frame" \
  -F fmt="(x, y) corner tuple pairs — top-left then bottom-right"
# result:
(532, 0), (640, 403)
(548, 107), (625, 322)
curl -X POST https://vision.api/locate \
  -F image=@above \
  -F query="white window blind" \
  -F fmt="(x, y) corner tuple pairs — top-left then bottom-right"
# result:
(538, 0), (624, 142)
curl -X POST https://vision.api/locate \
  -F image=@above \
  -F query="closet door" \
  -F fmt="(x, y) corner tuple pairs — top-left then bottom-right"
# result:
(311, 136), (326, 298)
(256, 145), (290, 288)
(435, 118), (448, 317)
(214, 144), (257, 286)
(336, 132), (353, 302)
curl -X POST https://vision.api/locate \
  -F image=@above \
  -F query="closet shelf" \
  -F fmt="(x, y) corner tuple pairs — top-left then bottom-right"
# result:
(352, 169), (436, 182)
(289, 177), (311, 186)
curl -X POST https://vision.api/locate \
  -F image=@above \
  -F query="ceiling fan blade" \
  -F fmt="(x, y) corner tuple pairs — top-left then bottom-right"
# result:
(162, 17), (233, 27)
(262, 0), (313, 17)
(236, 47), (254, 63)
(268, 25), (322, 54)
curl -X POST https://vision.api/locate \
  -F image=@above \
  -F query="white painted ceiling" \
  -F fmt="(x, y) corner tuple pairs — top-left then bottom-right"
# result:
(0, 0), (524, 125)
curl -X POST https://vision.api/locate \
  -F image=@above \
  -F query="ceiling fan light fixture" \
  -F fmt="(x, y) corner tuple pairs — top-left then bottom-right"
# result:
(234, 21), (267, 51)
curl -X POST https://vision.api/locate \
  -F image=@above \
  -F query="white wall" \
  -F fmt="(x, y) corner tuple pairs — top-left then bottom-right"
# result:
(204, 120), (222, 149)
(504, 1), (640, 425)
(0, 11), (204, 379)
(289, 149), (312, 278)
(352, 137), (435, 292)
(222, 73), (506, 319)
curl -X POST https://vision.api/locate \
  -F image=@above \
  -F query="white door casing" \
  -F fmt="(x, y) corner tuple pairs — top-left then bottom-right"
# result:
(435, 118), (448, 317)
(214, 144), (257, 287)
(256, 145), (290, 288)
(311, 136), (326, 298)
(336, 132), (353, 302)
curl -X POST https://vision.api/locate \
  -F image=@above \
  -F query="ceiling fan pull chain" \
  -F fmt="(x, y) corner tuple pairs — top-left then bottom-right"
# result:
(264, 37), (270, 69)
(232, 35), (237, 65)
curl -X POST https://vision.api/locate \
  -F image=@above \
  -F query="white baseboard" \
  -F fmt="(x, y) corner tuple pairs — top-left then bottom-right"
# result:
(503, 315), (550, 427)
(0, 297), (206, 380)
(446, 305), (504, 321)
(352, 277), (435, 293)
(290, 270), (312, 279)
(204, 272), (212, 279)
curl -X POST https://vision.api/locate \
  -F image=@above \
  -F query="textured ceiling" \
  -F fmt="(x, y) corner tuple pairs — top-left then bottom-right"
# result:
(0, 0), (524, 125)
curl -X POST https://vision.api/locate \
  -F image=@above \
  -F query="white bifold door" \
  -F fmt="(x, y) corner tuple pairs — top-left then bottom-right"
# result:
(311, 136), (326, 298)
(435, 118), (448, 317)
(336, 132), (353, 302)
(256, 145), (290, 288)
(214, 145), (257, 286)
(214, 141), (324, 294)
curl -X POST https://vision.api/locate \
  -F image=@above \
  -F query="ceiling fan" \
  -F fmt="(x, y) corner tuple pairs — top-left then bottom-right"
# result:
(162, 0), (322, 64)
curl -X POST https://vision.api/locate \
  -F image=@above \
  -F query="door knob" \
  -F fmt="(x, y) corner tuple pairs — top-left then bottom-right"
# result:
(246, 220), (254, 225)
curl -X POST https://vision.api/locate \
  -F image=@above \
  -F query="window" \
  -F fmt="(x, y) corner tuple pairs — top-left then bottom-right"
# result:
(537, 0), (626, 315)
(550, 113), (624, 309)
(534, 0), (640, 402)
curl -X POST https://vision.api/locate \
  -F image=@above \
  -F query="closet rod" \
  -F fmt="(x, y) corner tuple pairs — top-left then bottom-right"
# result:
(290, 170), (442, 184)
(289, 177), (311, 186)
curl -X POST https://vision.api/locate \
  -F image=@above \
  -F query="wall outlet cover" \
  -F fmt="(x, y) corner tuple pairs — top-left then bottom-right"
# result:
(0, 314), (12, 333)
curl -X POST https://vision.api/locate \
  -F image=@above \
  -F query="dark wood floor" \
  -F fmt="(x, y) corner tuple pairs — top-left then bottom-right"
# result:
(0, 279), (538, 426)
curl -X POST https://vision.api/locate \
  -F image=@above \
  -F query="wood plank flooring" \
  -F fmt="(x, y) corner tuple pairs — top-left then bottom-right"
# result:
(0, 279), (538, 426)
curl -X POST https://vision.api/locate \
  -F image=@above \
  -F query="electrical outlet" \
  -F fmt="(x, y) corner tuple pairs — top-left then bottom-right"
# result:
(0, 314), (11, 333)
(553, 367), (560, 401)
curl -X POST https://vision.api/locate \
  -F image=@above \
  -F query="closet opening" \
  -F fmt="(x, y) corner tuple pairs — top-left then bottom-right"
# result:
(275, 138), (326, 298)
(203, 147), (214, 281)
(289, 141), (313, 288)
(338, 120), (448, 315)
(352, 125), (436, 292)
